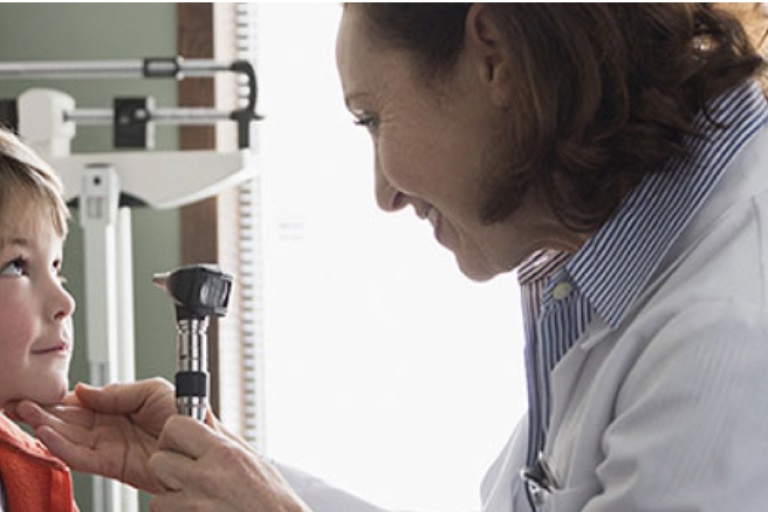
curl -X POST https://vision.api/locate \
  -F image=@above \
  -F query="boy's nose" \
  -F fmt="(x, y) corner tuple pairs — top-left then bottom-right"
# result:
(52, 284), (76, 321)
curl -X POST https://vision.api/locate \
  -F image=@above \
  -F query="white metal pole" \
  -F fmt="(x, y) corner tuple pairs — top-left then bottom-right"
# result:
(116, 206), (138, 511)
(80, 165), (123, 512)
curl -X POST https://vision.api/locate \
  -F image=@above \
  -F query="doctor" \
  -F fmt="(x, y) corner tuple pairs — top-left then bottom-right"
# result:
(12, 3), (768, 511)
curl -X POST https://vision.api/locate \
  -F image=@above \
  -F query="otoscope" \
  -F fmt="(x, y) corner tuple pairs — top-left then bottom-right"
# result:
(153, 264), (233, 422)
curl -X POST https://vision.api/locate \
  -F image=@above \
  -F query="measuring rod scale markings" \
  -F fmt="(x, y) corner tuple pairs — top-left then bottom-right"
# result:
(153, 264), (234, 422)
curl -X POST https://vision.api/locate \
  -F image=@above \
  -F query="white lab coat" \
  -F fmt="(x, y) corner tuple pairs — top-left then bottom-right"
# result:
(277, 119), (768, 512)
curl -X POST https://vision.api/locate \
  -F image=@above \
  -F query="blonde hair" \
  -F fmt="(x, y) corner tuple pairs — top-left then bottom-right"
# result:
(0, 128), (70, 240)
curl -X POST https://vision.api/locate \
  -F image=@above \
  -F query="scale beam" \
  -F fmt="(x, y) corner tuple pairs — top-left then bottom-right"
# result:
(1, 56), (262, 148)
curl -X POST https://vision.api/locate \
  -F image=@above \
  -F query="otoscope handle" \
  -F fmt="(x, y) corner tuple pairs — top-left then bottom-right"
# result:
(176, 375), (208, 421)
(175, 317), (209, 421)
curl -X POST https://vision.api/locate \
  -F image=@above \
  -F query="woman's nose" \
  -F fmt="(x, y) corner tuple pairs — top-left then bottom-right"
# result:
(375, 166), (407, 212)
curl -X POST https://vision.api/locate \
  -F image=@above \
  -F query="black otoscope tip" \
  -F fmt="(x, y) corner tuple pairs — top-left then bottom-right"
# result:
(153, 264), (233, 320)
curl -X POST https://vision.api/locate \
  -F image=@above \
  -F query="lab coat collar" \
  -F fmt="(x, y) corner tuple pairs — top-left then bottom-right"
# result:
(566, 82), (768, 330)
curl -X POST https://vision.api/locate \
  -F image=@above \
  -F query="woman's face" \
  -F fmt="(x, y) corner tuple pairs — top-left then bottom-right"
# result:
(336, 6), (583, 281)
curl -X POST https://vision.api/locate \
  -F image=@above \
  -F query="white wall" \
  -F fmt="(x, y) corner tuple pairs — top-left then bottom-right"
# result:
(257, 4), (527, 511)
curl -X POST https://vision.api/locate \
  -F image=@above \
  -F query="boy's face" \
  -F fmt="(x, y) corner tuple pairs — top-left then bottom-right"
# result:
(0, 206), (75, 407)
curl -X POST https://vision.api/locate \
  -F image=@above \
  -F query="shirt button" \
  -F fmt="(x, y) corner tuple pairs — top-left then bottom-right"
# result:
(552, 282), (573, 300)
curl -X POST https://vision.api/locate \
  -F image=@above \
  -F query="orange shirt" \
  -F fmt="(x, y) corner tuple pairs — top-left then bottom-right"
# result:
(0, 414), (78, 512)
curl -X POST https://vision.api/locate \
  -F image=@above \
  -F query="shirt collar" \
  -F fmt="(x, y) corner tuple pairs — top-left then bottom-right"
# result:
(517, 249), (572, 285)
(561, 82), (768, 327)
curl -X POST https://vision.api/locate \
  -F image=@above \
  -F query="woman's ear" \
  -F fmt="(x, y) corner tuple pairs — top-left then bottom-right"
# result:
(464, 4), (514, 107)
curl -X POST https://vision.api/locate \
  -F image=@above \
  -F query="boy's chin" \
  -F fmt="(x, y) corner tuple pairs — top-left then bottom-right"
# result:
(29, 381), (69, 406)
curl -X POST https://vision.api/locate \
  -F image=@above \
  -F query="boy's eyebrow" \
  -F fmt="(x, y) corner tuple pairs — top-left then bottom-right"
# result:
(0, 236), (31, 249)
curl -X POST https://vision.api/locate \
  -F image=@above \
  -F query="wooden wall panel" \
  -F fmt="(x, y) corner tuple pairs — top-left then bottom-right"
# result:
(176, 2), (220, 415)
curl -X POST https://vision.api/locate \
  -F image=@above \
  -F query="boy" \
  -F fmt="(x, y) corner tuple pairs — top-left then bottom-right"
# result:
(0, 127), (78, 511)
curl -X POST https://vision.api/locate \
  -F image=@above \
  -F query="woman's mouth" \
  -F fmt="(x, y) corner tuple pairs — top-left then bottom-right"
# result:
(426, 206), (440, 229)
(425, 206), (444, 244)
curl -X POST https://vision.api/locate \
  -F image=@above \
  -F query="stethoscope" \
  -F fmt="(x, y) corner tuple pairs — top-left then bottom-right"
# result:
(521, 453), (560, 508)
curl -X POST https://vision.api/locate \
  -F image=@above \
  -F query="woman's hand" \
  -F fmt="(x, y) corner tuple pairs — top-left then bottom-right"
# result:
(10, 377), (176, 493)
(148, 415), (311, 512)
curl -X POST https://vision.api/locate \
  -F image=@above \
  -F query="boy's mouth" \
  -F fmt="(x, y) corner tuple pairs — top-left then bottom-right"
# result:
(32, 341), (70, 355)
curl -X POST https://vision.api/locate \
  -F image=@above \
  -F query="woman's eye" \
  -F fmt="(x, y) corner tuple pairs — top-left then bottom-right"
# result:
(353, 114), (379, 134)
(0, 257), (26, 277)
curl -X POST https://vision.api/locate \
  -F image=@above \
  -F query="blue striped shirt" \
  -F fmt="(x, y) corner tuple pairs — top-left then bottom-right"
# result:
(518, 81), (768, 498)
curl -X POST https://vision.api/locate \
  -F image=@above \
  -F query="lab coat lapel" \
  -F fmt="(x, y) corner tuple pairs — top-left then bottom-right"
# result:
(546, 317), (611, 441)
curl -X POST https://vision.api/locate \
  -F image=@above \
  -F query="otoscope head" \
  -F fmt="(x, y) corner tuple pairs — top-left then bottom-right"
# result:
(152, 264), (233, 320)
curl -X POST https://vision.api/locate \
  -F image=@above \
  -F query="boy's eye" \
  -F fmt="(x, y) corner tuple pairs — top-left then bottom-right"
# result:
(53, 260), (68, 284)
(0, 257), (26, 277)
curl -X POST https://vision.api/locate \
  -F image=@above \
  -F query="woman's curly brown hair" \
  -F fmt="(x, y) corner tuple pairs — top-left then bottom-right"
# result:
(355, 3), (767, 231)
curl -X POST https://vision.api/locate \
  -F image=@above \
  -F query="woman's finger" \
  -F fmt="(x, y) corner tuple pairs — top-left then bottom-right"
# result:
(158, 415), (219, 460)
(35, 424), (104, 474)
(15, 400), (95, 429)
(75, 378), (173, 415)
(14, 400), (95, 435)
(13, 401), (115, 476)
(148, 450), (189, 492)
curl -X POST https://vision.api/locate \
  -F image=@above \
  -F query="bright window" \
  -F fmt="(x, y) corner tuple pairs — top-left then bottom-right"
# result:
(256, 4), (527, 511)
